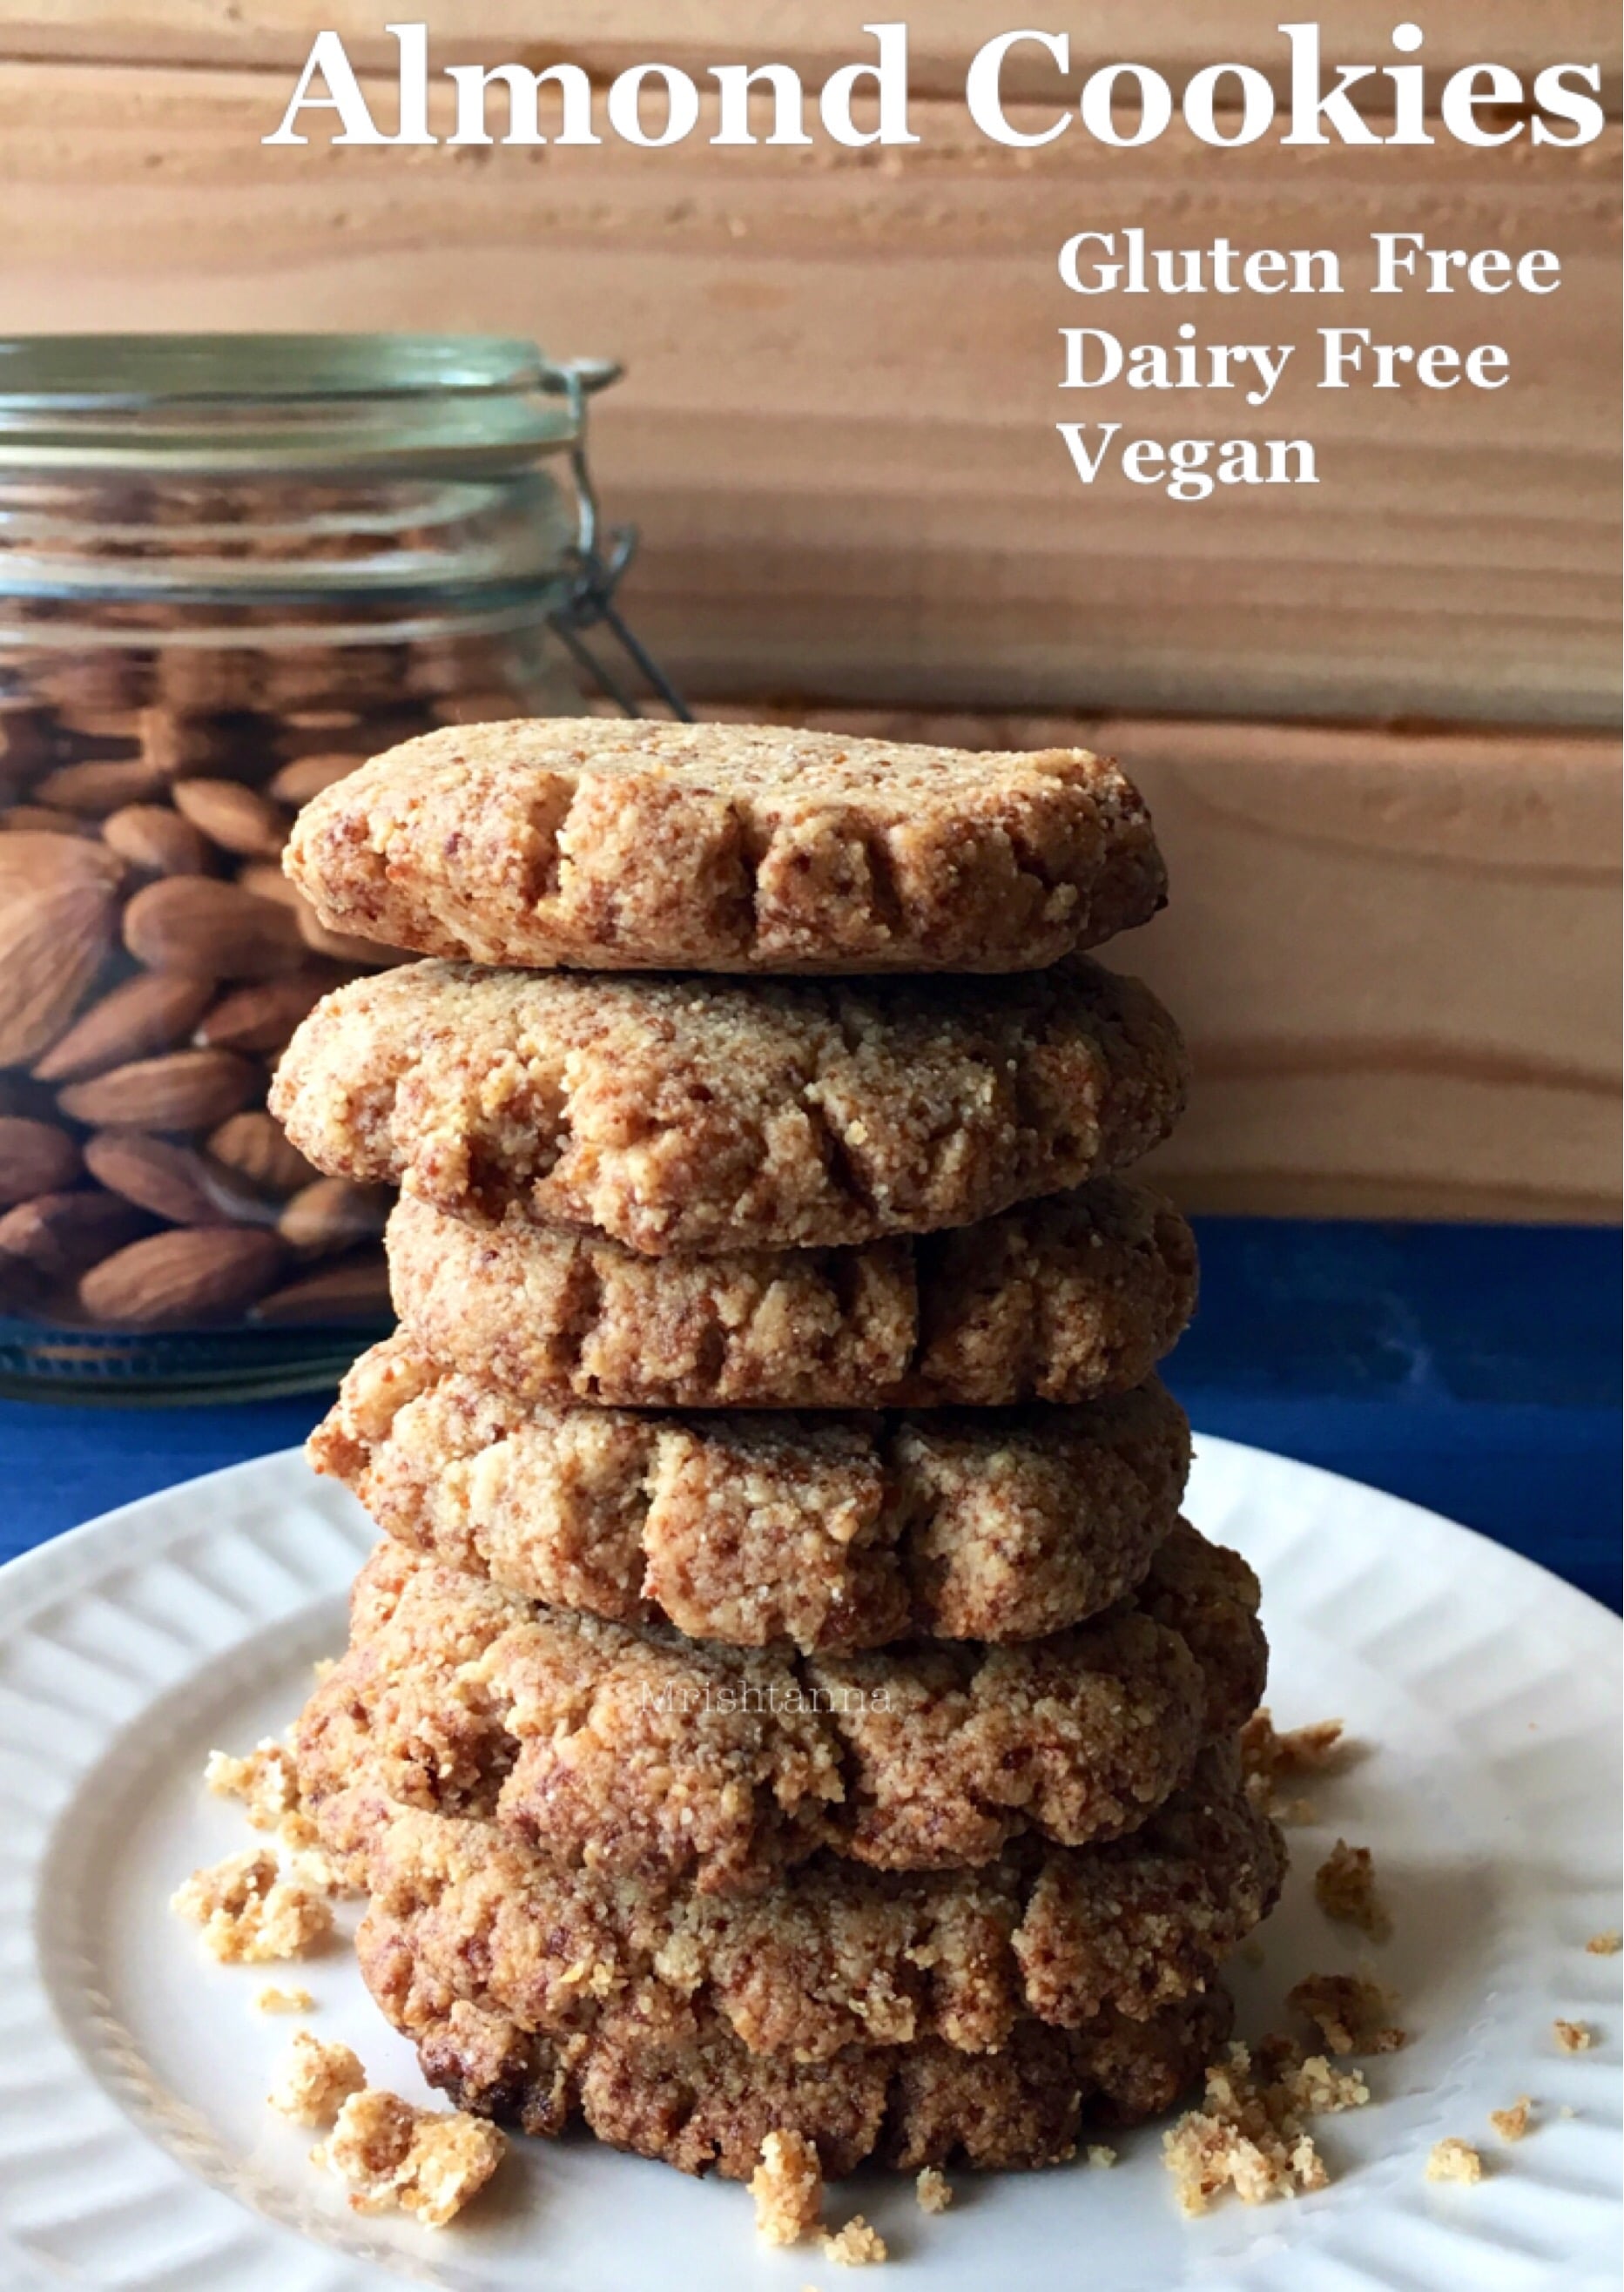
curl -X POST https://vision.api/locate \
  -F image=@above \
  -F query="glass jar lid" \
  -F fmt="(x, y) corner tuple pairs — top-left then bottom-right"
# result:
(0, 336), (617, 475)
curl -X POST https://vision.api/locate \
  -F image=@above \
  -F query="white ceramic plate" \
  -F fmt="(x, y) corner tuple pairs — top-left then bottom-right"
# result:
(0, 1439), (1617, 2292)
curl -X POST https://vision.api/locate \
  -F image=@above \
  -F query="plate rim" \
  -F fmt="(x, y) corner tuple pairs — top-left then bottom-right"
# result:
(0, 1431), (1615, 1652)
(0, 1432), (1617, 2292)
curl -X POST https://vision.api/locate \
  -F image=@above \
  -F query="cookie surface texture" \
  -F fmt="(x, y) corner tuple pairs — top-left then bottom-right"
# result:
(370, 1984), (1236, 2180)
(284, 718), (1167, 974)
(271, 957), (1187, 1252)
(314, 1741), (1283, 2070)
(294, 1527), (1265, 1893)
(310, 1338), (1191, 1651)
(384, 1179), (1198, 1411)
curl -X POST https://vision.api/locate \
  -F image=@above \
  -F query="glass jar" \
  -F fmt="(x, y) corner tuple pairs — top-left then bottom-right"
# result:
(0, 334), (665, 1399)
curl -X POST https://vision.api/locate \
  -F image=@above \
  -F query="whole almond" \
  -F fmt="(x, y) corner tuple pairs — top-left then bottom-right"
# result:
(266, 753), (360, 806)
(172, 779), (290, 860)
(84, 1129), (272, 1227)
(194, 973), (335, 1055)
(30, 658), (144, 712)
(261, 651), (396, 715)
(280, 709), (419, 750)
(103, 804), (214, 879)
(2, 805), (99, 837)
(34, 756), (165, 814)
(137, 710), (240, 778)
(155, 651), (258, 715)
(57, 1048), (259, 1131)
(0, 1116), (82, 1205)
(234, 862), (304, 911)
(0, 833), (125, 1065)
(251, 1249), (390, 1325)
(277, 1177), (389, 1258)
(35, 972), (215, 1083)
(79, 1226), (285, 1329)
(281, 709), (361, 733)
(0, 1189), (153, 1281)
(123, 877), (306, 980)
(206, 1109), (318, 1195)
(51, 706), (139, 749)
(0, 827), (125, 885)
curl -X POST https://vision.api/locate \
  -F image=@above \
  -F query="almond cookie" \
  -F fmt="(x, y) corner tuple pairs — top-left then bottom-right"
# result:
(311, 1336), (1191, 1652)
(270, 957), (1186, 1253)
(317, 1741), (1283, 2065)
(294, 1527), (1264, 1895)
(374, 1984), (1234, 2181)
(385, 1178), (1197, 1411)
(283, 718), (1167, 974)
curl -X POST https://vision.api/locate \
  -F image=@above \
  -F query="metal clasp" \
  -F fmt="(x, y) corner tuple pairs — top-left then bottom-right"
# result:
(538, 356), (692, 723)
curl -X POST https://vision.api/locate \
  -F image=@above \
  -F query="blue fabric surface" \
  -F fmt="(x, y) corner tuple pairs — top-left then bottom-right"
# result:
(1, 1219), (1618, 1608)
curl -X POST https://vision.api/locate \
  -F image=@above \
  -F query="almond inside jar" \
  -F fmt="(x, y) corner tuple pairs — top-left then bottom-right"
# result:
(0, 336), (622, 1389)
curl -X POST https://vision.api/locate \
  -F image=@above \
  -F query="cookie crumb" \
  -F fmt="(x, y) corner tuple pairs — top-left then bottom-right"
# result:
(204, 1739), (348, 1891)
(1558, 2105), (1577, 2120)
(1314, 1840), (1392, 1942)
(206, 1740), (300, 1830)
(1288, 1973), (1405, 2057)
(914, 2166), (953, 2213)
(1273, 2049), (1370, 2120)
(1425, 2138), (1483, 2185)
(1086, 2145), (1118, 2168)
(171, 1848), (333, 1963)
(1553, 2019), (1594, 2053)
(268, 2032), (366, 2127)
(280, 1819), (349, 1897)
(822, 2216), (887, 2266)
(315, 2087), (505, 2228)
(751, 2130), (825, 2246)
(1239, 1710), (1345, 1815)
(1586, 1931), (1621, 1956)
(255, 1985), (315, 2015)
(1162, 2039), (1368, 2214)
(313, 1656), (337, 1681)
(1489, 2097), (1532, 2142)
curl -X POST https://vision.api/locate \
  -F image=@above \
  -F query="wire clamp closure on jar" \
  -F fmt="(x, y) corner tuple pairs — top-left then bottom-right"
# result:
(540, 356), (692, 724)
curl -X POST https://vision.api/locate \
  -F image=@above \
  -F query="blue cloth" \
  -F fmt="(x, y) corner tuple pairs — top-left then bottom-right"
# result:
(2, 1219), (1618, 1609)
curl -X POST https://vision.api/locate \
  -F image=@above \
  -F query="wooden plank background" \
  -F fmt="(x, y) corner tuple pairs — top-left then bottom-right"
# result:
(0, 7), (1616, 1218)
(0, 62), (1615, 727)
(709, 706), (1621, 1221)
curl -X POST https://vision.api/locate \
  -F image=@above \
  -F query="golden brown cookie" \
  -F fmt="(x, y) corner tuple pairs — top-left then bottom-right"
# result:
(377, 1985), (1234, 2181)
(311, 1337), (1191, 1652)
(316, 1741), (1282, 2068)
(295, 1527), (1264, 1895)
(283, 718), (1167, 974)
(270, 957), (1186, 1253)
(385, 1178), (1197, 1411)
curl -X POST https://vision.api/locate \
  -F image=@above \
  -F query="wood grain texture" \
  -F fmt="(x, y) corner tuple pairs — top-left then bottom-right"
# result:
(3, 3), (1616, 96)
(703, 704), (1621, 1222)
(0, 65), (1616, 728)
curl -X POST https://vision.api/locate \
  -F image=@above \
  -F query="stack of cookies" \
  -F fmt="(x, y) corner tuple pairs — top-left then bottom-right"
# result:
(273, 720), (1284, 2185)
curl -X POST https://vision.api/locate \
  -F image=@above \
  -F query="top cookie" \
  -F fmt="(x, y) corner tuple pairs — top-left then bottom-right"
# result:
(283, 719), (1167, 974)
